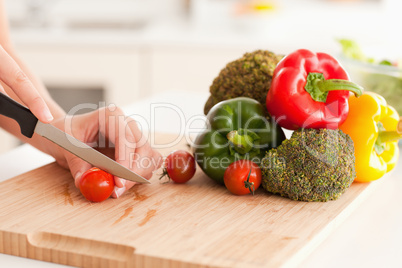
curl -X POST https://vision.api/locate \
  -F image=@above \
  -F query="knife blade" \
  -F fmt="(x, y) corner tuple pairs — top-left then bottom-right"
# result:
(0, 92), (150, 184)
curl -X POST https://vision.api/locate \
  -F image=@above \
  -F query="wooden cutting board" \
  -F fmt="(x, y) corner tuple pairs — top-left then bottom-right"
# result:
(0, 133), (379, 268)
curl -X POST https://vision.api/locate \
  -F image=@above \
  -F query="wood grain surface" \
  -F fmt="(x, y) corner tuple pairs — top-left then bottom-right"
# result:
(0, 133), (379, 268)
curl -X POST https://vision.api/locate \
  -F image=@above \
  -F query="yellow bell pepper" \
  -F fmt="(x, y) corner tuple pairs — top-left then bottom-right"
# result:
(339, 92), (401, 182)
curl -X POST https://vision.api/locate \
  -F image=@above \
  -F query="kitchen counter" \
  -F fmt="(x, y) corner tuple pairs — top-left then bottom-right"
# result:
(1, 90), (401, 267)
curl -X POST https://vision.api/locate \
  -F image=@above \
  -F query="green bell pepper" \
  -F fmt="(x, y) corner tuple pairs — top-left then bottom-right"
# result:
(194, 97), (286, 184)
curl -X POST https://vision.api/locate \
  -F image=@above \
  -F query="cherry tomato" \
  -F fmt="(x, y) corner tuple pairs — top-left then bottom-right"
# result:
(160, 150), (196, 183)
(79, 167), (115, 202)
(224, 160), (261, 195)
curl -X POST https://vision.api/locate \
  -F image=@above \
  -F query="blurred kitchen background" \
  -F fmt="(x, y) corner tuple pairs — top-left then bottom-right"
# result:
(1, 0), (401, 152)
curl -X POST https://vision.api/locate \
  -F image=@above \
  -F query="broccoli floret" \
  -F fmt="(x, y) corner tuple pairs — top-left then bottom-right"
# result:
(261, 128), (356, 202)
(204, 50), (283, 115)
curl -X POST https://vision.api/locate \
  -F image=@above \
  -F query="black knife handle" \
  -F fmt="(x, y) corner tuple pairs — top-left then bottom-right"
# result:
(0, 92), (38, 138)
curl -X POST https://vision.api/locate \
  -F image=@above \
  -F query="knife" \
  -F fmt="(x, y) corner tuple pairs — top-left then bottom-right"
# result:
(0, 92), (150, 184)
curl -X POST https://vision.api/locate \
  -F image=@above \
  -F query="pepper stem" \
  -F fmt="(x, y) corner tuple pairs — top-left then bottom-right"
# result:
(375, 120), (402, 155)
(227, 129), (259, 155)
(305, 72), (363, 103)
(377, 131), (402, 143)
(244, 168), (255, 195)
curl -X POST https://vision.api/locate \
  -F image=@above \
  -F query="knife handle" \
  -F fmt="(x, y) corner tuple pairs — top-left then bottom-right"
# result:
(0, 92), (38, 138)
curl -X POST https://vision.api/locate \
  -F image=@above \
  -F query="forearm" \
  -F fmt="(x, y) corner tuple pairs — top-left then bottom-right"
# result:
(0, 0), (66, 155)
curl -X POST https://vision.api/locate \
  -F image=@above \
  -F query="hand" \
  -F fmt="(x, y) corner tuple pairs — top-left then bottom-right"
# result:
(0, 45), (53, 122)
(47, 105), (162, 198)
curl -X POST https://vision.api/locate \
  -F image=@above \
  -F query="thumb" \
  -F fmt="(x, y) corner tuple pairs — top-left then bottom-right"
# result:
(65, 152), (92, 188)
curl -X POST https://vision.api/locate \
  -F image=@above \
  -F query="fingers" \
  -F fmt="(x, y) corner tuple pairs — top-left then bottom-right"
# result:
(0, 45), (53, 123)
(50, 115), (93, 188)
(0, 83), (8, 95)
(112, 145), (162, 199)
(130, 142), (162, 180)
(95, 107), (162, 198)
(57, 106), (161, 199)
(65, 152), (92, 188)
(118, 119), (161, 178)
(114, 115), (137, 188)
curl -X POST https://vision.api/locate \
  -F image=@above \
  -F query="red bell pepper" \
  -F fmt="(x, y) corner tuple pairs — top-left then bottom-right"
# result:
(266, 49), (363, 130)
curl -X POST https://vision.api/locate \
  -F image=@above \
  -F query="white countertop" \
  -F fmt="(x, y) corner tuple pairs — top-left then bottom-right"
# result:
(1, 90), (402, 267)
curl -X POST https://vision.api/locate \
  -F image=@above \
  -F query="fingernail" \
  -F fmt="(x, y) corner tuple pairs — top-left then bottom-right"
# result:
(115, 177), (126, 188)
(74, 172), (82, 182)
(114, 186), (126, 198)
(43, 108), (54, 122)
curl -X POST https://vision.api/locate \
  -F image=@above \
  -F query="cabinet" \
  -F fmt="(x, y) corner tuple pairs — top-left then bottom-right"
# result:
(149, 45), (247, 94)
(18, 45), (142, 107)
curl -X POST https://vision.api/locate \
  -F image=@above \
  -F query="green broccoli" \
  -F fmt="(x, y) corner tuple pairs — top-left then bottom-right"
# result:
(204, 50), (283, 115)
(261, 128), (356, 202)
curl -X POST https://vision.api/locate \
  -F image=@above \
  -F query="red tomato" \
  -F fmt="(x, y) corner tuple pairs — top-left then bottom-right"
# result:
(79, 167), (115, 202)
(161, 150), (196, 183)
(224, 160), (261, 195)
